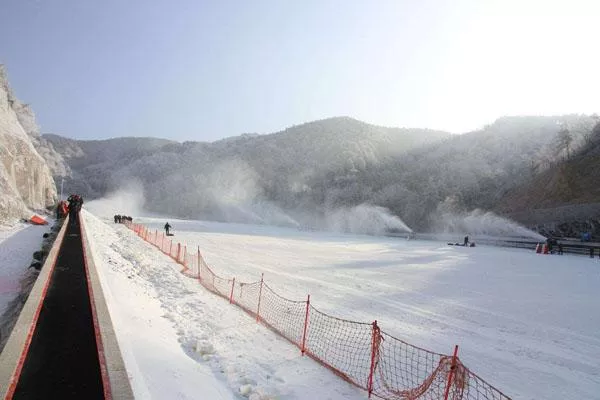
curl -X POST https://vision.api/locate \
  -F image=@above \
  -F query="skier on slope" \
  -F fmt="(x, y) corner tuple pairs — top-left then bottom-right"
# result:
(164, 222), (172, 235)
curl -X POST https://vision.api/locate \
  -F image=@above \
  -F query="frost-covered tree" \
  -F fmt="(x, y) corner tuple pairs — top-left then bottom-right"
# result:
(556, 126), (573, 160)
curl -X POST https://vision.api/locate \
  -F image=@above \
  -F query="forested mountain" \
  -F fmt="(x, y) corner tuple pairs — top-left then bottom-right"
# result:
(497, 120), (600, 237)
(44, 114), (599, 235)
(44, 117), (449, 226)
(42, 134), (176, 197)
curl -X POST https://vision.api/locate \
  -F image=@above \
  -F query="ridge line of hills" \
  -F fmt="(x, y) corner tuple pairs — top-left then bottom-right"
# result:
(2, 63), (599, 237)
(43, 114), (600, 237)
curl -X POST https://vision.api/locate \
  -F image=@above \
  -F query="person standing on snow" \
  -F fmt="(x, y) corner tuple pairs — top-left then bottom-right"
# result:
(164, 222), (172, 235)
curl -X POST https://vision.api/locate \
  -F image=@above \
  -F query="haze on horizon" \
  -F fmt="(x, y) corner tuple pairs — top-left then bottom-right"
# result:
(1, 0), (598, 142)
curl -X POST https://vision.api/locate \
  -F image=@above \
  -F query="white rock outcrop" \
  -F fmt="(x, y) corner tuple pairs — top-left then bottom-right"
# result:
(0, 65), (57, 223)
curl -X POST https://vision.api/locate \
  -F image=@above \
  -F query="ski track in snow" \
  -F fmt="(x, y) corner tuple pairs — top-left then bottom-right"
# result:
(85, 213), (600, 400)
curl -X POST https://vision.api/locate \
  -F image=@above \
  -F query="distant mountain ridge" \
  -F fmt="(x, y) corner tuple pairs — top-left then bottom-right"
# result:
(3, 57), (597, 235)
(44, 117), (450, 220)
(44, 114), (600, 235)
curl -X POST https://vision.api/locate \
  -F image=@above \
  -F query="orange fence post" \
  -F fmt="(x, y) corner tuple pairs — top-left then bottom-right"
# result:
(301, 294), (310, 355)
(229, 278), (236, 304)
(183, 245), (187, 267)
(443, 345), (459, 400)
(176, 243), (181, 263)
(256, 273), (264, 322)
(197, 247), (202, 283)
(367, 320), (380, 398)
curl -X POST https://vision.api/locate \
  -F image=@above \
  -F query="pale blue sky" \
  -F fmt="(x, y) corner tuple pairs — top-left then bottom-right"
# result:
(1, 0), (598, 141)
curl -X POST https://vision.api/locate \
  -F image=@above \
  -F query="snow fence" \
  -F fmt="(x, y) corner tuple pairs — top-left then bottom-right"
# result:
(127, 223), (512, 400)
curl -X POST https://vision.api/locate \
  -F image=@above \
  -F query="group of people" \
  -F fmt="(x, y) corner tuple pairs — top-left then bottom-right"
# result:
(546, 238), (563, 255)
(56, 194), (84, 221)
(54, 194), (84, 225)
(114, 215), (133, 224)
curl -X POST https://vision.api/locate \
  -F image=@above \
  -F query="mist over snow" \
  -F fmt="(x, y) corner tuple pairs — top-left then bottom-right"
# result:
(45, 115), (600, 237)
(212, 199), (300, 228)
(437, 209), (546, 241)
(85, 181), (147, 219)
(199, 159), (301, 227)
(324, 204), (413, 235)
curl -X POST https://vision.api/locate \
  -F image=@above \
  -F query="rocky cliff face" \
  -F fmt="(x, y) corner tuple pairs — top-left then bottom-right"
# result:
(0, 65), (57, 223)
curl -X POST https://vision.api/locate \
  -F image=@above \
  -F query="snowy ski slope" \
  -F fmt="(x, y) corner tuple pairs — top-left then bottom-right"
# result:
(139, 217), (600, 399)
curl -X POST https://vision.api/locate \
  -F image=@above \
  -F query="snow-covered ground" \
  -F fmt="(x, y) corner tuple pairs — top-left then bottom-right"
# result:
(0, 223), (48, 317)
(83, 212), (365, 400)
(3, 209), (599, 399)
(80, 210), (600, 400)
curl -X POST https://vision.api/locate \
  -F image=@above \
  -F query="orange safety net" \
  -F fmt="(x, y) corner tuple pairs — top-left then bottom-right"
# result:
(124, 221), (512, 400)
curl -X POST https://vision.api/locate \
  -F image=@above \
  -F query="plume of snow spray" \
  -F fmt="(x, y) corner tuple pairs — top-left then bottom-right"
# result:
(325, 204), (413, 235)
(439, 209), (546, 240)
(208, 160), (300, 227)
(85, 181), (146, 218)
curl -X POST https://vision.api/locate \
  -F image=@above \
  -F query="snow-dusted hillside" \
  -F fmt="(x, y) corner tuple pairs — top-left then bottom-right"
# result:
(45, 117), (449, 224)
(0, 66), (57, 223)
(45, 114), (599, 233)
(42, 134), (176, 198)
